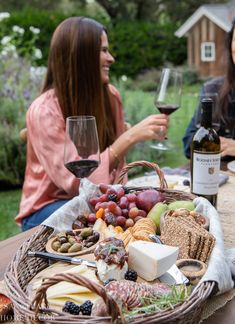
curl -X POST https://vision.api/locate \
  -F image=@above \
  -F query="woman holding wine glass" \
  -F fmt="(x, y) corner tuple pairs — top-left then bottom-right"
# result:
(183, 17), (235, 161)
(18, 16), (168, 231)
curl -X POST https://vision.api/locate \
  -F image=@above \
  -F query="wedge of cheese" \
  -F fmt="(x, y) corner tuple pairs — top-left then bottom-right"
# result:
(32, 264), (100, 308)
(128, 241), (179, 281)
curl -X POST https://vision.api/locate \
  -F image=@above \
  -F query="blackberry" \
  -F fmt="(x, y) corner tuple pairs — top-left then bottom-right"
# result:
(103, 278), (116, 286)
(62, 301), (80, 315)
(80, 300), (93, 316)
(183, 179), (190, 186)
(108, 193), (118, 202)
(125, 269), (138, 282)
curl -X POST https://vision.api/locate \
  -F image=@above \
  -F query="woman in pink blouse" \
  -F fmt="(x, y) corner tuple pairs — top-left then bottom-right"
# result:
(17, 17), (168, 231)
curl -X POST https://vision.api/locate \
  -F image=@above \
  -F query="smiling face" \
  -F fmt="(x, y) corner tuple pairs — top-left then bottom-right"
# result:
(100, 31), (114, 84)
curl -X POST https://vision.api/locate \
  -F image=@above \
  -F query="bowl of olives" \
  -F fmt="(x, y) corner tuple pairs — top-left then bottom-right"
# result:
(46, 228), (101, 256)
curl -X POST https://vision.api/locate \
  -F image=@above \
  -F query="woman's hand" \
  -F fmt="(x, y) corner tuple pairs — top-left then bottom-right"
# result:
(108, 114), (168, 171)
(126, 114), (169, 144)
(220, 137), (235, 157)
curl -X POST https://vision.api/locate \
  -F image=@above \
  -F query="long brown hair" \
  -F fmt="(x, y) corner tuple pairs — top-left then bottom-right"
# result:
(218, 18), (235, 127)
(42, 16), (116, 151)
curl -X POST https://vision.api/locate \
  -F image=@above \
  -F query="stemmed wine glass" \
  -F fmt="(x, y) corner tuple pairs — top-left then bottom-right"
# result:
(64, 116), (100, 179)
(150, 68), (183, 150)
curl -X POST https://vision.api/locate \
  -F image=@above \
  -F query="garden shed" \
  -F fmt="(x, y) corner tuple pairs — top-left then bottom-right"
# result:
(175, 1), (235, 79)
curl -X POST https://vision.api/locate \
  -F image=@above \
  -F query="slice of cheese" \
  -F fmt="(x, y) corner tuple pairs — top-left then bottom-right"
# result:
(128, 241), (179, 281)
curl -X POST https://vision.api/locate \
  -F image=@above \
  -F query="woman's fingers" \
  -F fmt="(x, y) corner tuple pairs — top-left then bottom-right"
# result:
(220, 137), (235, 157)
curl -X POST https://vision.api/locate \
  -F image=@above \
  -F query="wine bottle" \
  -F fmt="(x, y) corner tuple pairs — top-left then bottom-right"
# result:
(190, 98), (221, 207)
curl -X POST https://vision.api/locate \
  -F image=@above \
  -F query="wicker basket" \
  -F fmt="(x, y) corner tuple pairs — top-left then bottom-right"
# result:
(4, 161), (216, 323)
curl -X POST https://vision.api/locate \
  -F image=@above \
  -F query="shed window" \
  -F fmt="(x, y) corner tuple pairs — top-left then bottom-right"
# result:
(201, 42), (215, 62)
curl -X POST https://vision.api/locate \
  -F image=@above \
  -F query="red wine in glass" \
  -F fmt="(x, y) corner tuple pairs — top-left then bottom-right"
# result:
(157, 104), (180, 115)
(150, 68), (182, 150)
(64, 116), (100, 178)
(65, 160), (99, 178)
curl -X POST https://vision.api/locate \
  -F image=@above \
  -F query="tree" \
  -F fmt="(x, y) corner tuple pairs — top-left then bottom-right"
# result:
(95, 0), (162, 20)
(95, 0), (228, 22)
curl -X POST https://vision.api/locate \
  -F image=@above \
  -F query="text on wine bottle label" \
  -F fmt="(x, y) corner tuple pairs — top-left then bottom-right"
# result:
(192, 152), (220, 195)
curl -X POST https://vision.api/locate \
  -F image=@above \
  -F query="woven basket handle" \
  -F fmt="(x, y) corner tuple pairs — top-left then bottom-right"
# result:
(31, 272), (122, 322)
(117, 160), (167, 190)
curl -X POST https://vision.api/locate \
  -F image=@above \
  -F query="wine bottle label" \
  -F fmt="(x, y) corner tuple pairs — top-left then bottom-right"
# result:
(192, 152), (220, 195)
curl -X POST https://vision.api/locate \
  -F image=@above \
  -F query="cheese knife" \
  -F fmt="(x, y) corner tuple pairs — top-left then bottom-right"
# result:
(28, 251), (97, 268)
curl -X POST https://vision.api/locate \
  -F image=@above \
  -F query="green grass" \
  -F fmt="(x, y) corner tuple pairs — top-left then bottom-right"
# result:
(0, 83), (201, 241)
(0, 189), (21, 240)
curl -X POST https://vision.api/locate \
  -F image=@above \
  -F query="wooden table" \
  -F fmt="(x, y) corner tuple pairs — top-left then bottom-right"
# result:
(1, 172), (235, 323)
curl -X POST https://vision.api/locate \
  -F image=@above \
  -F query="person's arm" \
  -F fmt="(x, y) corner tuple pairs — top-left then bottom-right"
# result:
(103, 84), (169, 174)
(108, 114), (168, 169)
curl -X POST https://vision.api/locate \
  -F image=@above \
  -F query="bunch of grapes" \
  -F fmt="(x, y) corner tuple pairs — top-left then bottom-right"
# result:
(87, 184), (147, 229)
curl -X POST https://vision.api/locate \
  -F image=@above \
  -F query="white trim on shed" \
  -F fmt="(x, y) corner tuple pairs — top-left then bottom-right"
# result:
(175, 6), (231, 38)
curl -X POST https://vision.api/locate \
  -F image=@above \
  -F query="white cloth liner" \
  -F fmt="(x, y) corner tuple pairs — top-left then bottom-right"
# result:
(43, 178), (234, 295)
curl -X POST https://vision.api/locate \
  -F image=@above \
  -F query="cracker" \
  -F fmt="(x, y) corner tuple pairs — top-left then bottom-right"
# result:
(160, 217), (191, 259)
(177, 217), (202, 259)
(177, 216), (215, 263)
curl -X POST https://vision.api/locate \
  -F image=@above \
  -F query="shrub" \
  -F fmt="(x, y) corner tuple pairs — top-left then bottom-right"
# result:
(0, 53), (45, 186)
(1, 10), (186, 78)
(108, 20), (187, 78)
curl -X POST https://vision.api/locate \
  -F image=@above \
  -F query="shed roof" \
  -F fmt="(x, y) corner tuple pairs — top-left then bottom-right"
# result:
(175, 1), (235, 37)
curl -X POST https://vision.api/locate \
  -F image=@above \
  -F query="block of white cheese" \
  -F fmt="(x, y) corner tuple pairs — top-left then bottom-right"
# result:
(128, 241), (179, 281)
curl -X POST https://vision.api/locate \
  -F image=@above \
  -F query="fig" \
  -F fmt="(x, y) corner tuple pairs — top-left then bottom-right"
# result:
(136, 189), (165, 212)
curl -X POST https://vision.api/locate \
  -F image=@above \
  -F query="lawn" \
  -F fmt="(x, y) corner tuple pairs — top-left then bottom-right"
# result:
(0, 189), (21, 240)
(0, 83), (201, 241)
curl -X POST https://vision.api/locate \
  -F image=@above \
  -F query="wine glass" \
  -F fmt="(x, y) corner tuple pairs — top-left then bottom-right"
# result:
(150, 68), (183, 150)
(64, 116), (100, 178)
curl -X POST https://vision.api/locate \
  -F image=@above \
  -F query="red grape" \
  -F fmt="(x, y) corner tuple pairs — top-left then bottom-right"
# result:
(107, 201), (117, 213)
(99, 202), (108, 209)
(87, 213), (97, 224)
(114, 205), (122, 216)
(95, 202), (102, 211)
(125, 218), (134, 227)
(116, 216), (126, 227)
(89, 197), (100, 206)
(126, 193), (137, 202)
(122, 208), (129, 218)
(100, 194), (108, 202)
(129, 202), (137, 210)
(117, 187), (125, 199)
(106, 188), (117, 196)
(134, 216), (144, 223)
(119, 196), (129, 209)
(99, 183), (109, 193)
(138, 209), (147, 217)
(128, 207), (139, 219)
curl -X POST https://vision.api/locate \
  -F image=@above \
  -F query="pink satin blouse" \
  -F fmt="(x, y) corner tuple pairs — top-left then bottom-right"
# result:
(16, 85), (126, 224)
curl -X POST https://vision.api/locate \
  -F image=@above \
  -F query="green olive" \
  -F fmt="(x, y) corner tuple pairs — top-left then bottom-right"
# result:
(52, 240), (61, 251)
(68, 237), (76, 244)
(59, 242), (72, 253)
(68, 243), (82, 253)
(80, 227), (93, 238)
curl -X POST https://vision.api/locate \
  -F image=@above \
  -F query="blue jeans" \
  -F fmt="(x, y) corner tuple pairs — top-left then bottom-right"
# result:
(21, 199), (70, 231)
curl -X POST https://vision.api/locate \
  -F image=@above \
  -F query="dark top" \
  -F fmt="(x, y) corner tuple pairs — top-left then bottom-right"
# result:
(183, 76), (235, 160)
